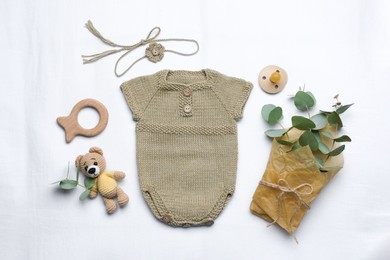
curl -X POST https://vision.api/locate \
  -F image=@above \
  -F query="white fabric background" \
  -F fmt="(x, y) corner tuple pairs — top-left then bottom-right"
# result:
(1, 0), (389, 259)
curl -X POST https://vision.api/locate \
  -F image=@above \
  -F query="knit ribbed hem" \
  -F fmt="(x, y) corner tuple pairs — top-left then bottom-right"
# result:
(142, 185), (234, 227)
(136, 123), (237, 135)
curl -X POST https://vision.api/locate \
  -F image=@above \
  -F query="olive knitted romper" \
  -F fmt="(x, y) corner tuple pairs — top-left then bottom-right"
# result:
(121, 69), (252, 227)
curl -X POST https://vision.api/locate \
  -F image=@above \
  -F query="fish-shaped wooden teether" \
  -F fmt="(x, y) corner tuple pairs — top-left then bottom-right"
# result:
(57, 99), (108, 143)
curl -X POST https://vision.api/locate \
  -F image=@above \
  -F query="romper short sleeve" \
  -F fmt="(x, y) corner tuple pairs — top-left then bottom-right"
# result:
(212, 72), (253, 121)
(120, 73), (159, 121)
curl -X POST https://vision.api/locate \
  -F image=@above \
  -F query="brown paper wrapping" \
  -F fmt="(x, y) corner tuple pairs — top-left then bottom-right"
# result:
(250, 128), (343, 235)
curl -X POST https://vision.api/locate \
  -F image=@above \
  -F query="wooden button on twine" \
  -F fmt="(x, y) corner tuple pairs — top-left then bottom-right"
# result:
(57, 99), (108, 143)
(258, 65), (288, 94)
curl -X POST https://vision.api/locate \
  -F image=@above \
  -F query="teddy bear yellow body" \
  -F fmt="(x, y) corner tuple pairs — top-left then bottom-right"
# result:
(76, 147), (129, 214)
(92, 172), (119, 197)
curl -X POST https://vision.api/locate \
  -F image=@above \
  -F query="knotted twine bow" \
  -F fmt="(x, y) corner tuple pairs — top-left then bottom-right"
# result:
(260, 178), (313, 242)
(82, 20), (199, 77)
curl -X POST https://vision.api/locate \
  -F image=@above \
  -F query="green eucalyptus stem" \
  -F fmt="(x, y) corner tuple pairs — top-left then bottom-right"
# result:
(306, 105), (311, 118)
(324, 151), (331, 165)
(278, 122), (291, 139)
(66, 161), (70, 179)
(77, 183), (86, 189)
(321, 125), (338, 167)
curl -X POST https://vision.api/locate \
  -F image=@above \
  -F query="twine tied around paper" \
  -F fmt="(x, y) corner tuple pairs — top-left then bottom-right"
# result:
(82, 20), (199, 77)
(260, 178), (313, 242)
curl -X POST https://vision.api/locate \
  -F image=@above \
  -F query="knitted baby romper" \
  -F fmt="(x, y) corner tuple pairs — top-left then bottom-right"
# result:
(121, 69), (252, 227)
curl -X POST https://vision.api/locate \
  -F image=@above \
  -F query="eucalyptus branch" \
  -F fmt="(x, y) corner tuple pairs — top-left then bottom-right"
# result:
(262, 89), (352, 171)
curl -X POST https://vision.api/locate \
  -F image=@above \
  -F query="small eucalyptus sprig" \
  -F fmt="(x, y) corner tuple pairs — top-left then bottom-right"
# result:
(261, 89), (353, 172)
(52, 162), (96, 201)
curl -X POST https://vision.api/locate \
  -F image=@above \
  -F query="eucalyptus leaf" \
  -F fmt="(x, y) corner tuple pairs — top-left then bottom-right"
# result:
(268, 106), (283, 125)
(320, 165), (343, 172)
(336, 103), (354, 114)
(264, 129), (287, 138)
(312, 130), (321, 141)
(328, 145), (345, 156)
(261, 104), (276, 121)
(314, 156), (324, 168)
(311, 114), (328, 130)
(59, 179), (78, 190)
(306, 91), (317, 105)
(318, 142), (330, 154)
(321, 130), (334, 139)
(79, 190), (90, 201)
(299, 131), (319, 151)
(292, 116), (316, 130)
(294, 91), (315, 111)
(320, 110), (332, 115)
(328, 112), (343, 127)
(277, 139), (297, 146)
(84, 177), (96, 190)
(334, 135), (352, 142)
(288, 144), (302, 152)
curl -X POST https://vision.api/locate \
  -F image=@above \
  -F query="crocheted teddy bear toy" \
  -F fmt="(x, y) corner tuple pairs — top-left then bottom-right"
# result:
(75, 147), (129, 214)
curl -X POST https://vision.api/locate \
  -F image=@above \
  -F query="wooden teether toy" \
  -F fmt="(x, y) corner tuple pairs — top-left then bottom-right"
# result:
(57, 99), (108, 143)
(258, 65), (288, 94)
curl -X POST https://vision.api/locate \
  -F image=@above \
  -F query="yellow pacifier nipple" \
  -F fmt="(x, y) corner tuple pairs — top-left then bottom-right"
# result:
(258, 65), (288, 94)
(269, 72), (281, 84)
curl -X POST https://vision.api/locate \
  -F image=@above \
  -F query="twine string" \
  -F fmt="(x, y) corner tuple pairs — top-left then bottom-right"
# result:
(260, 178), (313, 236)
(82, 20), (199, 77)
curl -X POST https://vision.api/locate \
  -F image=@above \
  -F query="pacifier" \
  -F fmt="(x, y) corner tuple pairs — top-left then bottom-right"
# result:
(258, 65), (288, 94)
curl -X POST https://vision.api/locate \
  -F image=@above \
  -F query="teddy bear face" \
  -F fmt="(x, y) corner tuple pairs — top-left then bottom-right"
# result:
(76, 147), (106, 178)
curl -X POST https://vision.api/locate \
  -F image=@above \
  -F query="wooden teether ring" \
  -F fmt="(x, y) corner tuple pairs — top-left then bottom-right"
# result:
(258, 65), (288, 94)
(57, 99), (108, 143)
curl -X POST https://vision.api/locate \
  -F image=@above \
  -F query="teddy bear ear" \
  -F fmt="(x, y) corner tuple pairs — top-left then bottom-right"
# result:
(75, 155), (83, 169)
(89, 147), (103, 155)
